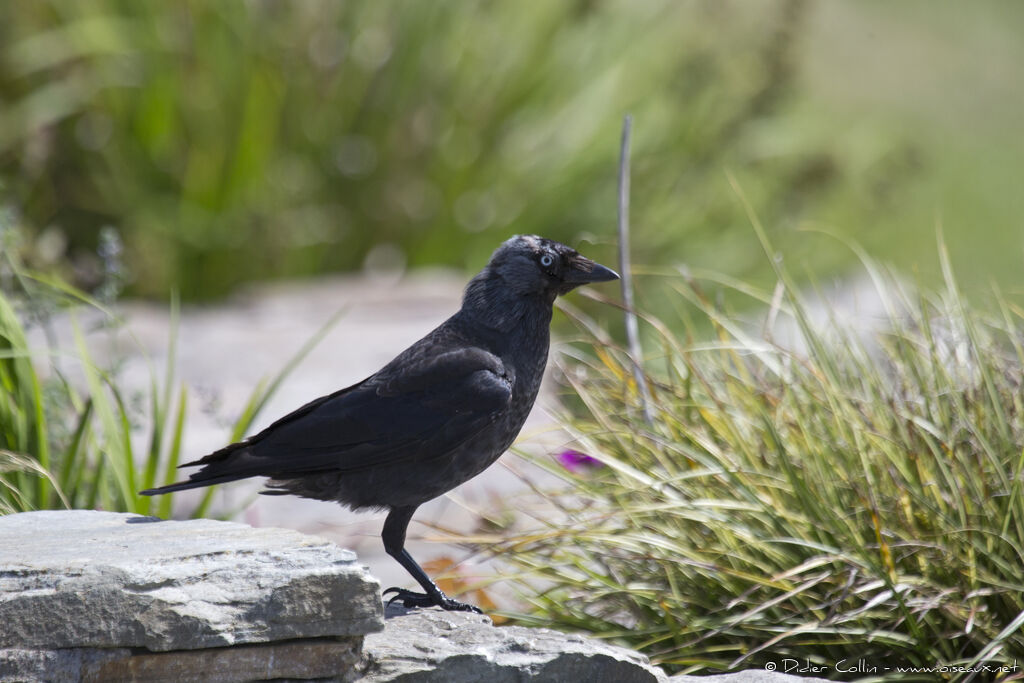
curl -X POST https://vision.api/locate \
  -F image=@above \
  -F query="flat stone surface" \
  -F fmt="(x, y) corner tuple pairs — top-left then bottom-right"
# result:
(357, 606), (828, 683)
(359, 605), (668, 683)
(0, 638), (360, 683)
(0, 510), (383, 651)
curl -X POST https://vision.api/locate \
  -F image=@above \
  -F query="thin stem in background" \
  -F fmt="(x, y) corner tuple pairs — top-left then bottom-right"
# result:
(617, 114), (653, 424)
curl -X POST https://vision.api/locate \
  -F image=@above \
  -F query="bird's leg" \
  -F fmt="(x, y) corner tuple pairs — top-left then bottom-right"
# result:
(380, 505), (482, 614)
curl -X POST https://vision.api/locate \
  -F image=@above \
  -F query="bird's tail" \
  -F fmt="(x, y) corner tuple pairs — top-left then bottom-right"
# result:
(139, 441), (264, 496)
(139, 473), (254, 496)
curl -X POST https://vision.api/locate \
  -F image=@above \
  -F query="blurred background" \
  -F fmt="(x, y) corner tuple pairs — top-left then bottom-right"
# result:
(4, 1), (1023, 664)
(2, 0), (1022, 311)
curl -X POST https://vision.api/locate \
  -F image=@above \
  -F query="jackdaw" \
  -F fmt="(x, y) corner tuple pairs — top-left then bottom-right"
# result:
(141, 235), (619, 612)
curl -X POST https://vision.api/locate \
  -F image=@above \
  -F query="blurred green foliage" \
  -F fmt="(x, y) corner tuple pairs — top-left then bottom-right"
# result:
(0, 0), (903, 301)
(0, 240), (337, 516)
(0, 1), (1021, 305)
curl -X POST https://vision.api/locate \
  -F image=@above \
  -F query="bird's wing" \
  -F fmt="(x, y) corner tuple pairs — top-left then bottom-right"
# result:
(186, 347), (512, 480)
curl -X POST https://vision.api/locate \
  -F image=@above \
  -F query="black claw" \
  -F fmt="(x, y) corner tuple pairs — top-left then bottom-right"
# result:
(382, 587), (482, 613)
(382, 586), (412, 607)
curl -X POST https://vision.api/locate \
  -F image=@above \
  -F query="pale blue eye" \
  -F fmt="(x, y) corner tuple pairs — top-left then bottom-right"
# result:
(540, 254), (554, 267)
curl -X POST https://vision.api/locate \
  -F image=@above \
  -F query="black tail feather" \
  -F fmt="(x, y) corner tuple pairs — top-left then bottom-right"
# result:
(141, 441), (269, 497)
(139, 472), (252, 496)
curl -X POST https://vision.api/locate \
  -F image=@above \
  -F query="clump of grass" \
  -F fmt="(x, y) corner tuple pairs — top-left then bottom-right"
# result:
(0, 242), (338, 517)
(492, 238), (1024, 677)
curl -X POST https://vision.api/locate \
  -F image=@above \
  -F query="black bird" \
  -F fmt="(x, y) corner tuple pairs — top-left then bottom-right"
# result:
(141, 235), (619, 613)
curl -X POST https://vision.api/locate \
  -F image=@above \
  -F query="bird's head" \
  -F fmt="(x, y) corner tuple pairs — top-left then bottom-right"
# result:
(462, 235), (619, 329)
(488, 235), (620, 297)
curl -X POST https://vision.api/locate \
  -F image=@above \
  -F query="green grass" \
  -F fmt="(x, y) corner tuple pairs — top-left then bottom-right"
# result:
(0, 250), (339, 516)
(0, 0), (951, 310)
(488, 232), (1024, 678)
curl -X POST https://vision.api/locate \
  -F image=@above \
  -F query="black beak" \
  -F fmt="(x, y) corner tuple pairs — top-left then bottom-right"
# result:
(564, 257), (620, 285)
(559, 257), (619, 296)
(583, 261), (620, 283)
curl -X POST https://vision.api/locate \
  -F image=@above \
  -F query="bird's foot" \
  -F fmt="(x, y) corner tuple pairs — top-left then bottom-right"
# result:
(383, 586), (483, 614)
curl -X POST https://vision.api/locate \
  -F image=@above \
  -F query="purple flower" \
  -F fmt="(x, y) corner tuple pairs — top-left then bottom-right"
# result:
(558, 449), (604, 473)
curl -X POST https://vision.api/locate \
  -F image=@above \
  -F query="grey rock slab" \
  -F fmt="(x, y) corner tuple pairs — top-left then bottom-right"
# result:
(358, 605), (669, 683)
(359, 606), (828, 683)
(0, 510), (383, 651)
(0, 647), (132, 683)
(1, 637), (361, 683)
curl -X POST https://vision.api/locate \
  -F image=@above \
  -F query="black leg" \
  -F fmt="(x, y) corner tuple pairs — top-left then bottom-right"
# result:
(380, 505), (482, 614)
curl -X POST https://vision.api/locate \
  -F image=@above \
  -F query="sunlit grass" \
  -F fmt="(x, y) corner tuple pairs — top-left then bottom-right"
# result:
(0, 261), (340, 517)
(491, 237), (1024, 677)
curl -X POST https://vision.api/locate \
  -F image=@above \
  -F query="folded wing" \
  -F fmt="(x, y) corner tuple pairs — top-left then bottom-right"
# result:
(140, 347), (512, 494)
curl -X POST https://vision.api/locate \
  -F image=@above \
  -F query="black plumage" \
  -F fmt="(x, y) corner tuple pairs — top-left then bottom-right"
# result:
(141, 235), (619, 612)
